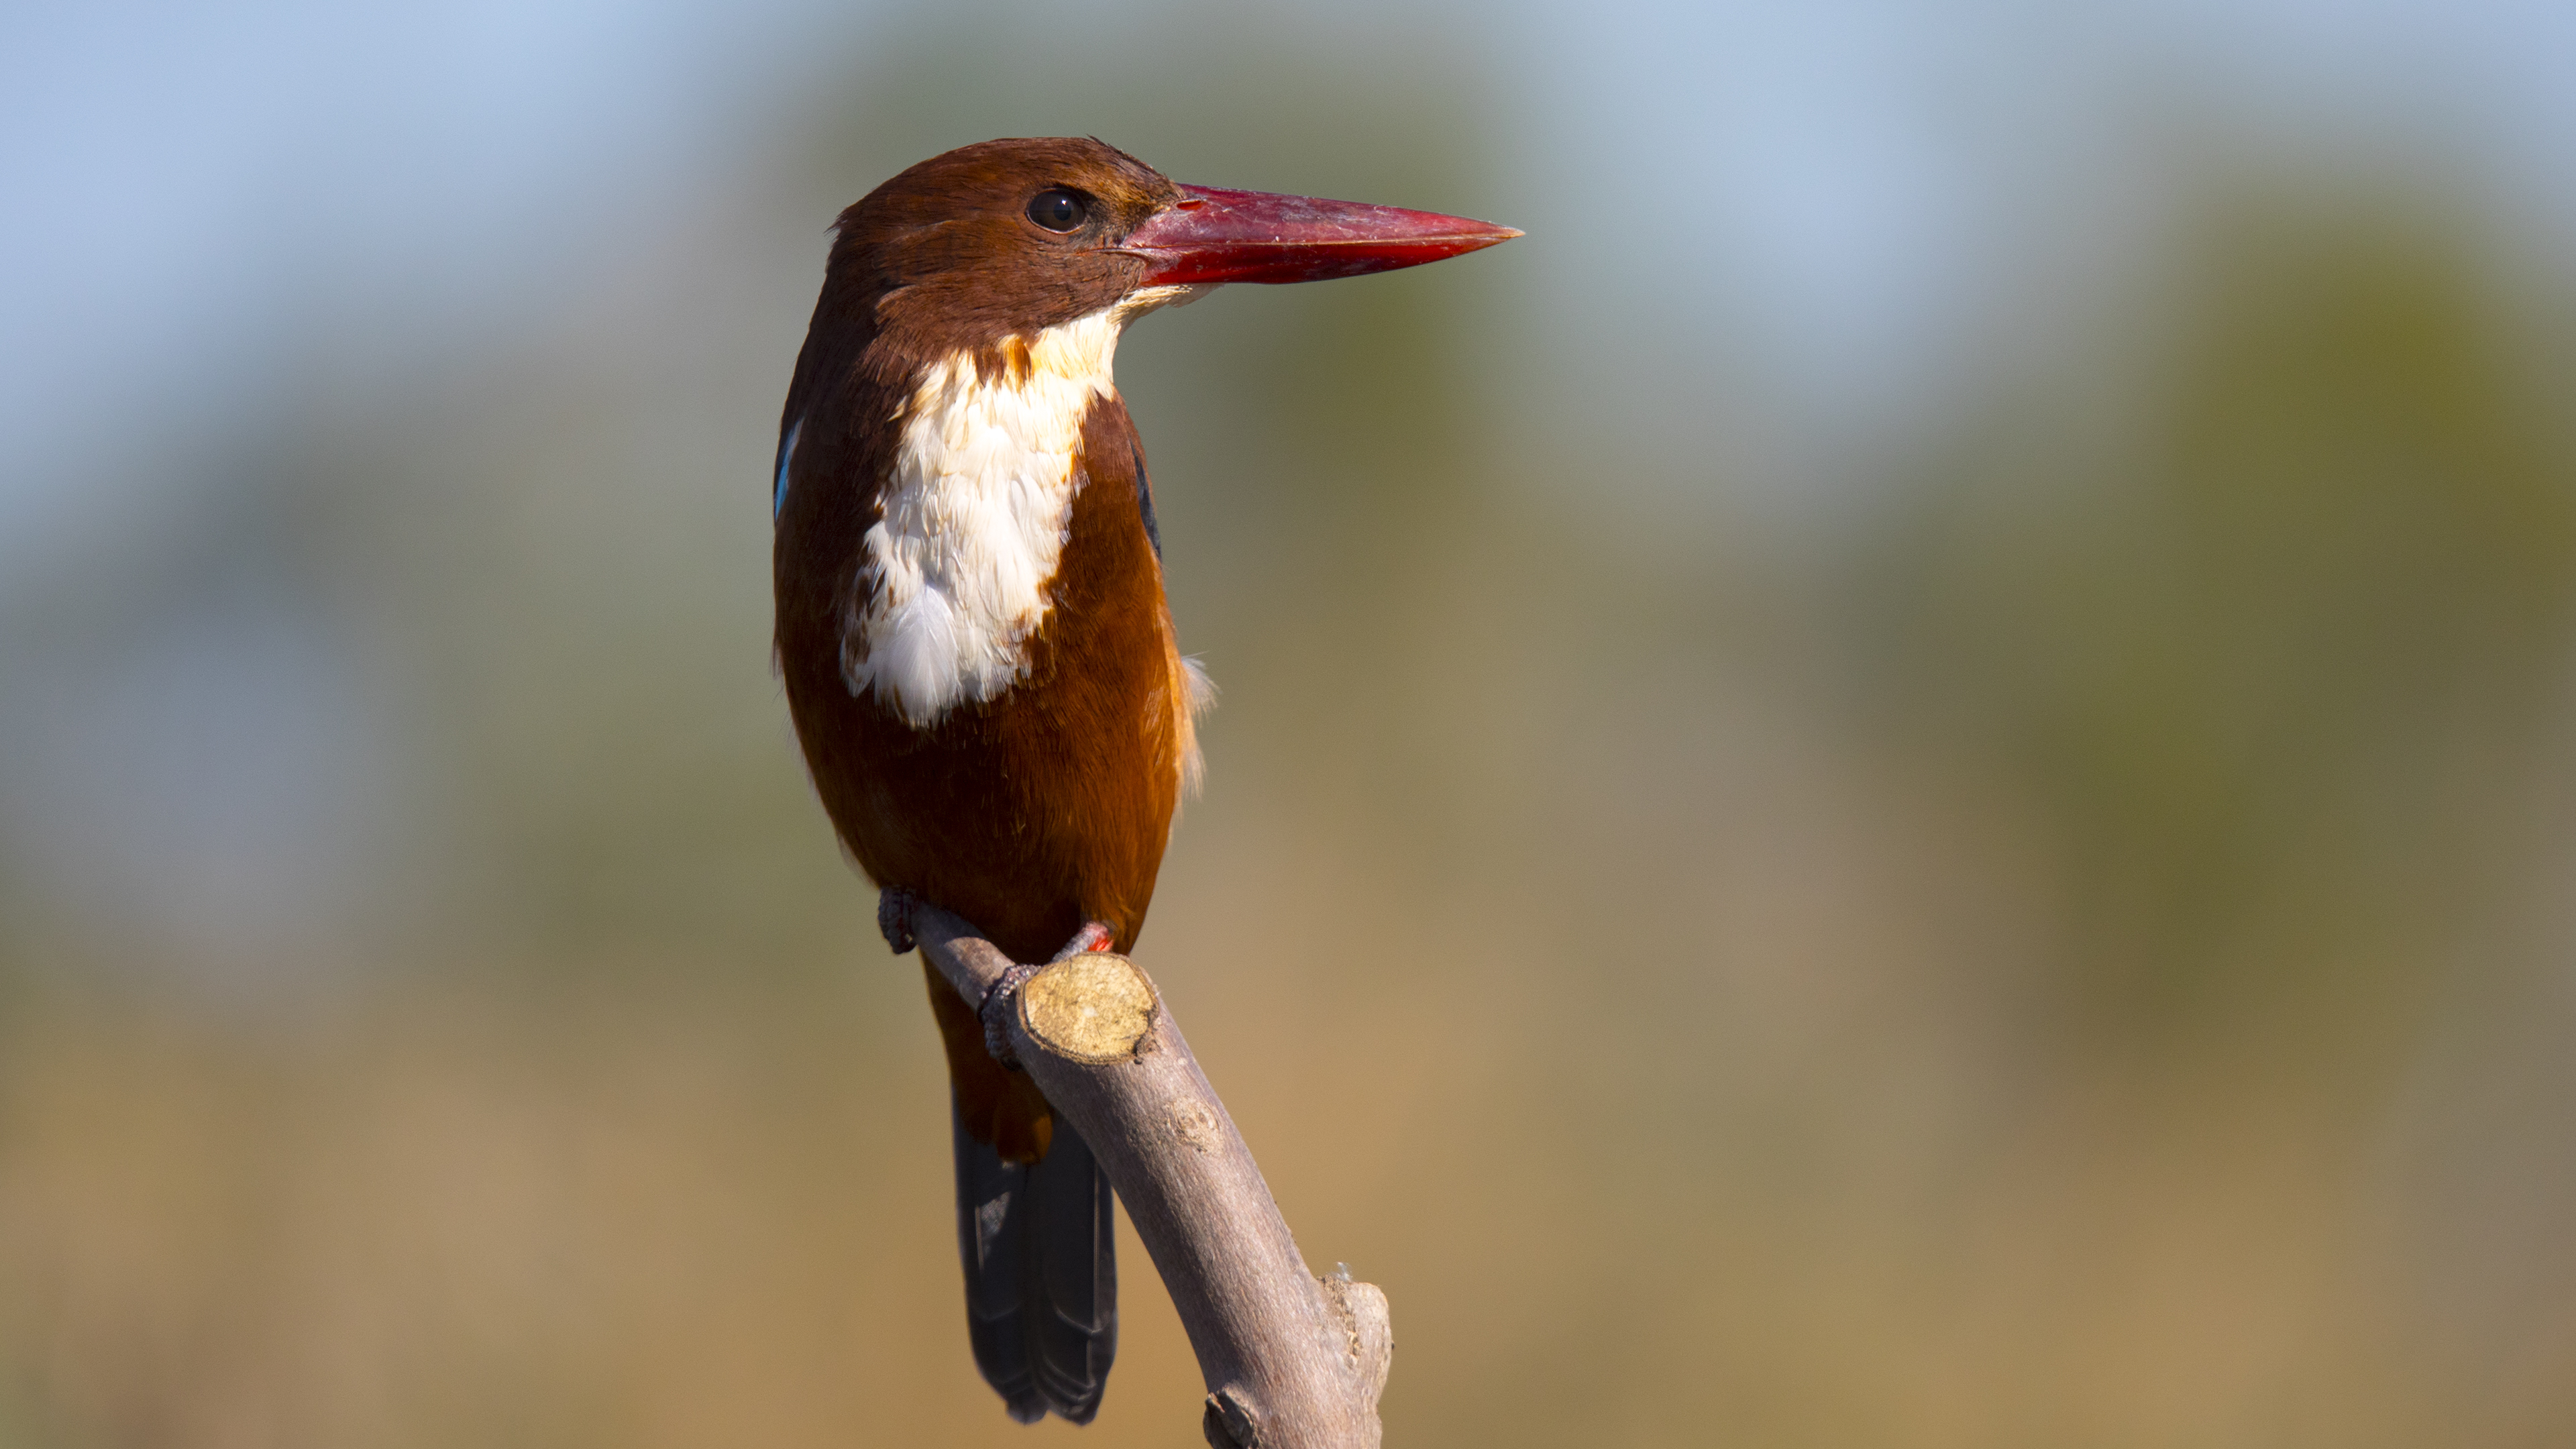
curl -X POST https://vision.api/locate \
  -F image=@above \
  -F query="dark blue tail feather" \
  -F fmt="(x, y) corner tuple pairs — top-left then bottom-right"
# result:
(951, 1102), (1118, 1424)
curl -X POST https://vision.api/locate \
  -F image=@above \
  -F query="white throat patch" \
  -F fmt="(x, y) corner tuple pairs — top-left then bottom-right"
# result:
(841, 287), (1202, 726)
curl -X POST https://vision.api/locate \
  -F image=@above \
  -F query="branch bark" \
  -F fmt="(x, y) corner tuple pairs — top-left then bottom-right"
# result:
(910, 903), (1392, 1448)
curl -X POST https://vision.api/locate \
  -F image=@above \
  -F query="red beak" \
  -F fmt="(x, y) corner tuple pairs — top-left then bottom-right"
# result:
(1118, 185), (1520, 286)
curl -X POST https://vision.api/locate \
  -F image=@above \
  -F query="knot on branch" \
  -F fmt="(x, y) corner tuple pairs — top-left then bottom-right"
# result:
(1319, 1271), (1395, 1408)
(1202, 1387), (1261, 1448)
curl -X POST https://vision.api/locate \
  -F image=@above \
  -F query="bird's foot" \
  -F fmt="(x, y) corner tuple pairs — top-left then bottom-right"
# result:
(877, 887), (919, 955)
(979, 962), (1042, 1067)
(1051, 921), (1118, 961)
(980, 920), (1118, 1067)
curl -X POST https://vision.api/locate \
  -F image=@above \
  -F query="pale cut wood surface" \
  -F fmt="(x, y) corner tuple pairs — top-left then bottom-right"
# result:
(909, 902), (1392, 1448)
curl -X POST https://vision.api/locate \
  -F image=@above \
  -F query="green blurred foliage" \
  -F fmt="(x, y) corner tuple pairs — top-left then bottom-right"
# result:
(1876, 186), (2576, 1058)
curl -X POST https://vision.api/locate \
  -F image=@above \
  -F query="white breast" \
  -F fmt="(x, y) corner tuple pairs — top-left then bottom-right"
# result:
(839, 288), (1201, 727)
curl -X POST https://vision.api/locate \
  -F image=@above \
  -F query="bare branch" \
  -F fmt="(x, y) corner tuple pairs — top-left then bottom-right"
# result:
(910, 904), (1391, 1448)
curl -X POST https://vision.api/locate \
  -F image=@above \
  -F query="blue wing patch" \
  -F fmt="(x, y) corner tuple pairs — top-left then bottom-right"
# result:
(773, 417), (803, 518)
(1132, 441), (1161, 558)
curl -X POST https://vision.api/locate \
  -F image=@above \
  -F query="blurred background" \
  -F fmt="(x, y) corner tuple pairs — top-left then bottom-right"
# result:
(6, 0), (2576, 1444)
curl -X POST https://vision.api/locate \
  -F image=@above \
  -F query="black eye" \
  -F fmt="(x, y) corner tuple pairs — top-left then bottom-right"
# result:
(1026, 188), (1087, 233)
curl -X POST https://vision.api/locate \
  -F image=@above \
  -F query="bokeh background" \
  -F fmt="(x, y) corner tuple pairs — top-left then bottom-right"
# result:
(7, 1), (2576, 1444)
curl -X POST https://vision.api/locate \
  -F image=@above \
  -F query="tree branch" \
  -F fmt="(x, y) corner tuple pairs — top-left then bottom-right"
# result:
(910, 903), (1392, 1448)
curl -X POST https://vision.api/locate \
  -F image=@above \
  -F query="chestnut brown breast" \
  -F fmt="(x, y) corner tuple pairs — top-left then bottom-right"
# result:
(775, 392), (1188, 966)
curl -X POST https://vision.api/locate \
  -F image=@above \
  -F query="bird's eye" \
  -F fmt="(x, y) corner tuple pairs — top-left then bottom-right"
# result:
(1026, 189), (1088, 233)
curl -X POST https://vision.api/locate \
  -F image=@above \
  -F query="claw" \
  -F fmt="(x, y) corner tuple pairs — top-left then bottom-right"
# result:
(1053, 921), (1117, 961)
(980, 962), (1042, 1067)
(877, 887), (918, 955)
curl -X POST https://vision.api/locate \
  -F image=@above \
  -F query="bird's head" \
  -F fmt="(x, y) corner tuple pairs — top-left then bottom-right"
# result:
(827, 137), (1517, 374)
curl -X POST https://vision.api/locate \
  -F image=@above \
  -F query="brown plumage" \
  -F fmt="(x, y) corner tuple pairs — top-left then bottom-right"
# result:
(772, 137), (1514, 1425)
(775, 144), (1193, 1165)
(780, 396), (1189, 1157)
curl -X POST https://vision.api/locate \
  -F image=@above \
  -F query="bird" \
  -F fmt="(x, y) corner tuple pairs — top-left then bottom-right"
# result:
(770, 136), (1515, 1425)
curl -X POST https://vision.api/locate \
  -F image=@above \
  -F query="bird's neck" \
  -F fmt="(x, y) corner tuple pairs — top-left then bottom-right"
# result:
(839, 309), (1132, 727)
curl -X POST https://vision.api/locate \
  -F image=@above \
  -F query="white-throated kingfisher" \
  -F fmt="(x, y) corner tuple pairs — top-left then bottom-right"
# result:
(771, 137), (1515, 1424)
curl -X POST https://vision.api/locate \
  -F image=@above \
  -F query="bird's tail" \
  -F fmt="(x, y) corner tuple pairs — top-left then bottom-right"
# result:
(925, 962), (1118, 1423)
(949, 1108), (1118, 1423)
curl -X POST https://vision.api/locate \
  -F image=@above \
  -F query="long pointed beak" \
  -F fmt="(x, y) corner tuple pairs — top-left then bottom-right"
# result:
(1118, 185), (1520, 286)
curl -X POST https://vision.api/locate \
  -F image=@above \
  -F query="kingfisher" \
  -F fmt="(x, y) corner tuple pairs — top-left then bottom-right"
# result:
(771, 137), (1514, 1424)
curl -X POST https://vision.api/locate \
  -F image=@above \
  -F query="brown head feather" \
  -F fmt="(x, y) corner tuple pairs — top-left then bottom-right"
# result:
(829, 137), (1178, 384)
